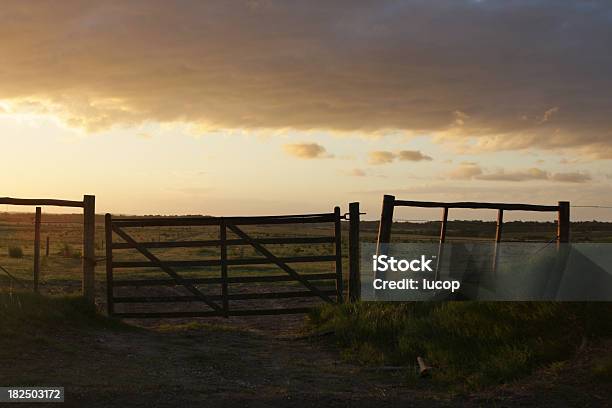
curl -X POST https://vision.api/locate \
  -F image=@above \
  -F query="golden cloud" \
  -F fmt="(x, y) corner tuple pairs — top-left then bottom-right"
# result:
(449, 164), (592, 183)
(283, 142), (329, 159)
(368, 150), (432, 165)
(368, 151), (396, 165)
(398, 150), (433, 162)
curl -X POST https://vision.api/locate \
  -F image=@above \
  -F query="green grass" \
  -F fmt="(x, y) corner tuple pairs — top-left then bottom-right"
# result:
(592, 353), (612, 381)
(308, 302), (612, 391)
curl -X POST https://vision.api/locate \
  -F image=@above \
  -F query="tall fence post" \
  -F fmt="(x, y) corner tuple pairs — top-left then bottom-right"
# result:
(105, 213), (114, 316)
(334, 206), (344, 303)
(33, 207), (41, 293)
(376, 195), (395, 256)
(557, 201), (570, 243)
(348, 202), (361, 302)
(544, 201), (571, 299)
(82, 195), (96, 304)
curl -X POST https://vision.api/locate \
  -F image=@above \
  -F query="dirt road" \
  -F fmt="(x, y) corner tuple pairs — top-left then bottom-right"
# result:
(1, 315), (609, 407)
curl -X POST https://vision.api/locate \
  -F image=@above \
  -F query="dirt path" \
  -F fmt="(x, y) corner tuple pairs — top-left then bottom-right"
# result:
(28, 320), (444, 407)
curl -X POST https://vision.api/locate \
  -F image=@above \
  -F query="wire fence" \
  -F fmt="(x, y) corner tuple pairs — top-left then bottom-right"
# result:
(0, 213), (103, 296)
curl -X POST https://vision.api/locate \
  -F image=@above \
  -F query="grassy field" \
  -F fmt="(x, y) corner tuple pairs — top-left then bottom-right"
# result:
(2, 212), (611, 292)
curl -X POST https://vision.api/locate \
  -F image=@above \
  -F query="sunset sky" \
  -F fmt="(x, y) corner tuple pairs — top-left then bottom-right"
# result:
(1, 1), (611, 221)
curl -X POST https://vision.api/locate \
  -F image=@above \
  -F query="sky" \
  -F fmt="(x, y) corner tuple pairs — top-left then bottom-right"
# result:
(1, 0), (612, 221)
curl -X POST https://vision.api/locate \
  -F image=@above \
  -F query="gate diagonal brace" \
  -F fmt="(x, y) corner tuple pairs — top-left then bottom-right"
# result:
(111, 225), (223, 313)
(226, 224), (334, 303)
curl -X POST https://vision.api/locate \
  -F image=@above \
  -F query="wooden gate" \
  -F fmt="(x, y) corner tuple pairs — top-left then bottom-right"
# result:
(105, 210), (343, 318)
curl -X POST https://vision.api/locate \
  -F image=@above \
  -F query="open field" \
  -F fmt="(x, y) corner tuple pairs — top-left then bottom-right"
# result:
(3, 212), (612, 297)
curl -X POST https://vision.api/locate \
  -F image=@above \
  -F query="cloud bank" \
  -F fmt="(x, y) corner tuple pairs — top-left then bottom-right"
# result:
(449, 164), (592, 183)
(1, 1), (612, 157)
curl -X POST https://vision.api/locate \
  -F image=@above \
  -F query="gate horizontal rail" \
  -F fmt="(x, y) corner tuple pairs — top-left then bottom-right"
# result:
(111, 236), (335, 249)
(111, 213), (335, 227)
(112, 273), (338, 287)
(113, 290), (338, 303)
(113, 308), (313, 319)
(111, 256), (337, 268)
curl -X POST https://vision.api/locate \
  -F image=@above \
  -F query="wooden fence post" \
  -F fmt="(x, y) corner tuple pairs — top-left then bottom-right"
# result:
(544, 201), (571, 299)
(492, 209), (504, 275)
(104, 213), (114, 316)
(34, 207), (41, 293)
(435, 207), (449, 280)
(376, 195), (395, 256)
(334, 206), (344, 303)
(45, 236), (50, 257)
(348, 202), (361, 302)
(557, 201), (570, 243)
(82, 195), (96, 304)
(220, 218), (229, 317)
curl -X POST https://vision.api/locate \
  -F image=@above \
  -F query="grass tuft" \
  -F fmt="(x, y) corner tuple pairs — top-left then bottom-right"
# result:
(8, 246), (24, 258)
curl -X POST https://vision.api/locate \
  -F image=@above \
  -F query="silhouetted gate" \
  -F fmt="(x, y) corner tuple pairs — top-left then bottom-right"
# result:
(105, 210), (343, 318)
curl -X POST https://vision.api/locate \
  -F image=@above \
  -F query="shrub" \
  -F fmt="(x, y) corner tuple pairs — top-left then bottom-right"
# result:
(59, 243), (81, 259)
(8, 246), (23, 258)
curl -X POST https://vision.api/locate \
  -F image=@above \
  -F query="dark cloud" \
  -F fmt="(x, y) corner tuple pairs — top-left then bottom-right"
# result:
(1, 1), (611, 156)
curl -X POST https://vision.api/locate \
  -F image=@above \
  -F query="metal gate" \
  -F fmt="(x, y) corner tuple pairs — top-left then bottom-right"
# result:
(105, 209), (343, 318)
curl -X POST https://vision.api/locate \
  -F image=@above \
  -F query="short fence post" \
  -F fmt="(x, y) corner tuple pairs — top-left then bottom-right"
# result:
(435, 207), (449, 280)
(33, 207), (41, 293)
(492, 209), (504, 275)
(348, 202), (361, 302)
(220, 218), (229, 317)
(82, 195), (96, 304)
(45, 236), (50, 257)
(376, 195), (395, 256)
(334, 206), (344, 303)
(104, 213), (114, 316)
